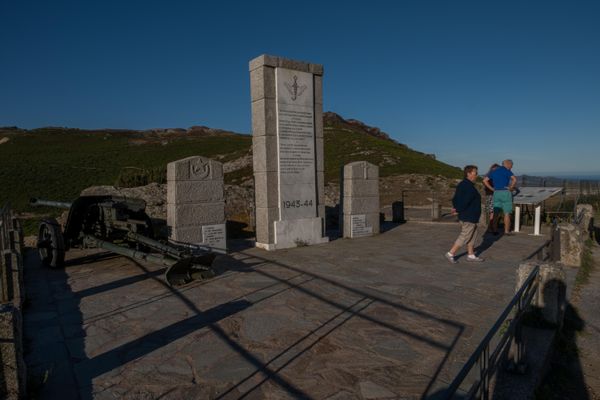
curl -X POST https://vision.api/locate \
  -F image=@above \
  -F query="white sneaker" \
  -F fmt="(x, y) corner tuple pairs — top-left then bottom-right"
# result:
(467, 255), (485, 262)
(445, 252), (458, 264)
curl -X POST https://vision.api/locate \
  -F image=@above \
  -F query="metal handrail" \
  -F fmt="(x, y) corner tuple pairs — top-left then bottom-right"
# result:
(1, 203), (12, 303)
(443, 265), (540, 399)
(0, 203), (11, 252)
(443, 220), (559, 398)
(401, 189), (435, 204)
(524, 239), (552, 262)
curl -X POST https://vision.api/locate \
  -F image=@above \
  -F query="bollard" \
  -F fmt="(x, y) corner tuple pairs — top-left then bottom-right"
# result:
(558, 223), (584, 267)
(392, 201), (405, 223)
(432, 200), (442, 220)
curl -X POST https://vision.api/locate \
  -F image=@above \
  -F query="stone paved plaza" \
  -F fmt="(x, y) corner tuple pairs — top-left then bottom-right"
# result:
(23, 222), (550, 399)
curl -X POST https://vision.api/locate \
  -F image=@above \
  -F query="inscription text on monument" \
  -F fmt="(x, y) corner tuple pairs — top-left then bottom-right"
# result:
(276, 68), (316, 220)
(351, 214), (373, 238)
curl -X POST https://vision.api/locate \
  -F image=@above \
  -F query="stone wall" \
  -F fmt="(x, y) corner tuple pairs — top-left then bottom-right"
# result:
(559, 223), (584, 267)
(576, 204), (594, 234)
(517, 261), (567, 326)
(556, 204), (595, 267)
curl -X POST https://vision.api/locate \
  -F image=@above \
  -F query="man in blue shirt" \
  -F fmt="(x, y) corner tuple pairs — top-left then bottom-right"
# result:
(445, 165), (484, 263)
(483, 159), (517, 235)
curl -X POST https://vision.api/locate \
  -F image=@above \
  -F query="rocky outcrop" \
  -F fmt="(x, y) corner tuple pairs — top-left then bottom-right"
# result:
(80, 182), (255, 228)
(81, 183), (167, 219)
(324, 112), (398, 143)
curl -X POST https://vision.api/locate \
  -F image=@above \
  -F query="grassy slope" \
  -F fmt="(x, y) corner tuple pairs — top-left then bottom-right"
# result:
(0, 129), (250, 211)
(0, 120), (461, 213)
(323, 123), (461, 182)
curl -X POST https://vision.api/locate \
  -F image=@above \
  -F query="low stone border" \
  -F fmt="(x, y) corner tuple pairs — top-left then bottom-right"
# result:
(0, 208), (26, 399)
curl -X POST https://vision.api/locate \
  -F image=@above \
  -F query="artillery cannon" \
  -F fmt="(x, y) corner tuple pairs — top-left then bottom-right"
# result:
(30, 195), (216, 286)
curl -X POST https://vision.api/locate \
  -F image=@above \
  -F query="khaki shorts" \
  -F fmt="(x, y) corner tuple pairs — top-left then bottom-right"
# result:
(455, 221), (478, 248)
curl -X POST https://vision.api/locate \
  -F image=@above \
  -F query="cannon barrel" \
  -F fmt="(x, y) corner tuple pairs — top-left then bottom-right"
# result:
(30, 198), (73, 209)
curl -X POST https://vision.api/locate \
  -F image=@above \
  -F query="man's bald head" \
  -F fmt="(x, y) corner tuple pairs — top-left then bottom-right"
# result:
(503, 159), (513, 169)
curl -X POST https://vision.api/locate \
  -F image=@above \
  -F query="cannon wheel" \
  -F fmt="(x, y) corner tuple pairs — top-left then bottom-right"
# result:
(38, 219), (65, 268)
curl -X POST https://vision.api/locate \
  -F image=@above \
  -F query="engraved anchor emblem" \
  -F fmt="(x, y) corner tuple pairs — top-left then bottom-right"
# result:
(190, 159), (210, 179)
(284, 75), (307, 101)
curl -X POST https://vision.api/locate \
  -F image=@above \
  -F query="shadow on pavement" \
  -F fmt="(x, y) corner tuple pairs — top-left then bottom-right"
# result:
(473, 231), (503, 257)
(25, 244), (467, 399)
(23, 249), (85, 399)
(82, 258), (316, 399)
(228, 251), (466, 399)
(63, 251), (119, 267)
(533, 303), (590, 400)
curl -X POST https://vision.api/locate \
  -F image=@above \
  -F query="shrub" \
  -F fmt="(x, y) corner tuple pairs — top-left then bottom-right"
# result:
(116, 166), (166, 187)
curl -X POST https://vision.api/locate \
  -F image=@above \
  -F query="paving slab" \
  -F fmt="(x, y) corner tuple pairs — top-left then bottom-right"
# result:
(22, 222), (548, 399)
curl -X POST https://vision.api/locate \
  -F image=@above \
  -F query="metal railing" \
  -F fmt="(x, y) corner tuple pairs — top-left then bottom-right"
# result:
(443, 265), (540, 399)
(520, 176), (600, 196)
(523, 222), (560, 263)
(1, 203), (21, 303)
(400, 190), (446, 221)
(443, 225), (559, 399)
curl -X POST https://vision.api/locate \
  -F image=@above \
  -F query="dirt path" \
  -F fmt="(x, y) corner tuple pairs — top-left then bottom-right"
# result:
(541, 241), (600, 400)
(573, 244), (600, 399)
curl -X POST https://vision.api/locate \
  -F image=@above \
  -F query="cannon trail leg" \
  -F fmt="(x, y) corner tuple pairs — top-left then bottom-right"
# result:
(84, 235), (215, 286)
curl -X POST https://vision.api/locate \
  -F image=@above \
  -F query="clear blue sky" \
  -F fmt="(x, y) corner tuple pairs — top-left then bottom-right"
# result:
(1, 0), (599, 176)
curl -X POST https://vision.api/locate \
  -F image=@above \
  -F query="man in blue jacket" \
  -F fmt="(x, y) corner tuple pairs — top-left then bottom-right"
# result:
(445, 165), (484, 263)
(483, 159), (517, 235)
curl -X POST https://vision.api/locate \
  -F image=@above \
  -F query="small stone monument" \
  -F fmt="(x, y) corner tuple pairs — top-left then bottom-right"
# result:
(249, 55), (328, 250)
(167, 156), (226, 253)
(340, 161), (380, 238)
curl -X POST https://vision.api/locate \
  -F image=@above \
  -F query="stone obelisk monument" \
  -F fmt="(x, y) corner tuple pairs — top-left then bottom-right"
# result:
(249, 55), (328, 250)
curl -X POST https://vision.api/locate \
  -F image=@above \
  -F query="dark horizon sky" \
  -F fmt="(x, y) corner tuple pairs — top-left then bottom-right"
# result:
(1, 0), (599, 175)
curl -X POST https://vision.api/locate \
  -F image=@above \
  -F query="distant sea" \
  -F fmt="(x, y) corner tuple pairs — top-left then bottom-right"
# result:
(521, 174), (600, 182)
(558, 175), (600, 181)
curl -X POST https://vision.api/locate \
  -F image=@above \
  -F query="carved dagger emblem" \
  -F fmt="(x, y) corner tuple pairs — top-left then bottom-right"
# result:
(284, 75), (307, 101)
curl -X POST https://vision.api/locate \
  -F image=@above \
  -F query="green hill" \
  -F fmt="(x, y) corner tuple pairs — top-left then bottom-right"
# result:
(322, 112), (461, 181)
(0, 114), (460, 213)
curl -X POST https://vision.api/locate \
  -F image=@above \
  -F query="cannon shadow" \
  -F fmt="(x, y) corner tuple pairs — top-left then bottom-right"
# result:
(24, 245), (466, 399)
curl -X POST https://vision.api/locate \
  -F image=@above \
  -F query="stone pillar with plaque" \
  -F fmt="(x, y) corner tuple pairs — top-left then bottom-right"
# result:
(167, 156), (227, 253)
(250, 55), (328, 250)
(340, 161), (380, 238)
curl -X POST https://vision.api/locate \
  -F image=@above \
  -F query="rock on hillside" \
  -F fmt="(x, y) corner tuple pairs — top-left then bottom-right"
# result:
(324, 112), (401, 144)
(80, 182), (255, 227)
(79, 172), (461, 231)
(81, 183), (167, 218)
